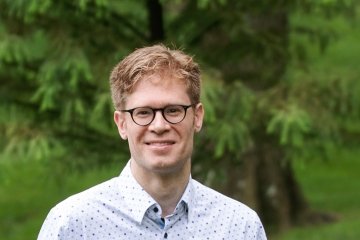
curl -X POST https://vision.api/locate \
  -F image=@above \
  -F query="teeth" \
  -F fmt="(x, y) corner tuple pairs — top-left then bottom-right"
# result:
(151, 142), (170, 145)
(148, 142), (173, 145)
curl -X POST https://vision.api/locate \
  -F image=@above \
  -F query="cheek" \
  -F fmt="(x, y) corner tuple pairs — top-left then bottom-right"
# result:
(127, 127), (148, 150)
(127, 129), (141, 145)
(180, 126), (195, 148)
(127, 135), (143, 159)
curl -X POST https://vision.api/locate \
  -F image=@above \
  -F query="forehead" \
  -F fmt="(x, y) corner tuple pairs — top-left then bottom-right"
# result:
(125, 73), (190, 107)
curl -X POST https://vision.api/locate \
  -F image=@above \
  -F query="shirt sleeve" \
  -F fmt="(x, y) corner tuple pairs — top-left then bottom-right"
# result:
(228, 208), (268, 240)
(253, 217), (267, 240)
(37, 205), (84, 240)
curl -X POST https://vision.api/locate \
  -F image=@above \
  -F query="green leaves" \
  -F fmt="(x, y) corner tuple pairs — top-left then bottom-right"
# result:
(0, 0), (134, 170)
(196, 0), (227, 9)
(0, 102), (58, 163)
(213, 118), (251, 158)
(3, 0), (53, 23)
(0, 30), (47, 64)
(0, 0), (359, 171)
(267, 104), (312, 147)
(200, 76), (254, 158)
(78, 0), (109, 11)
(31, 49), (93, 118)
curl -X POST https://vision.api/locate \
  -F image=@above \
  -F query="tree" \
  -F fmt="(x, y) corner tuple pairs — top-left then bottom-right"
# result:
(164, 0), (360, 230)
(1, 0), (359, 232)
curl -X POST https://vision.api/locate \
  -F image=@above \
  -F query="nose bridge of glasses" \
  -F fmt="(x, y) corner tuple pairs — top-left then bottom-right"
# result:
(152, 108), (168, 123)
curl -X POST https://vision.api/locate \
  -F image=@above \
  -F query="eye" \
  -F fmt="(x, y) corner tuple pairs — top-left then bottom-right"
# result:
(165, 106), (182, 115)
(133, 108), (153, 117)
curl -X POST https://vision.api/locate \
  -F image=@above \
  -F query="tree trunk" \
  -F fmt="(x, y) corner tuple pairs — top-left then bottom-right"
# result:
(198, 139), (311, 231)
(147, 0), (165, 42)
(193, 6), (324, 231)
(145, 0), (336, 232)
(212, 9), (320, 230)
(242, 143), (308, 231)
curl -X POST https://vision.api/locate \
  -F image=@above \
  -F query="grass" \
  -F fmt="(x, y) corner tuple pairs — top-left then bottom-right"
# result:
(273, 147), (360, 240)
(0, 159), (126, 240)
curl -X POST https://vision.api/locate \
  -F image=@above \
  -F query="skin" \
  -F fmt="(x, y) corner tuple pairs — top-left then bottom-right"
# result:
(114, 73), (204, 217)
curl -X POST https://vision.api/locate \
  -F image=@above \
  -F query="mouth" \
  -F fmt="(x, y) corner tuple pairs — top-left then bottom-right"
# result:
(145, 140), (176, 146)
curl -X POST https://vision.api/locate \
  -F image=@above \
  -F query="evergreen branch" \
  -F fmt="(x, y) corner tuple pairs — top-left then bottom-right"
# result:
(63, 1), (148, 42)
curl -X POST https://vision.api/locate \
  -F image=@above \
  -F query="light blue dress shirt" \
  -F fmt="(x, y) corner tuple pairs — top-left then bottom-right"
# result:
(38, 161), (267, 239)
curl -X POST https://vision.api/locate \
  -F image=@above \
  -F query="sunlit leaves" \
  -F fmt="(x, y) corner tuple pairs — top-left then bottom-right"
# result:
(0, 30), (47, 64)
(3, 0), (53, 22)
(0, 103), (61, 163)
(267, 104), (312, 147)
(201, 76), (254, 159)
(0, 0), (138, 169)
(30, 48), (93, 123)
(78, 0), (109, 11)
(196, 0), (227, 9)
(1, 0), (359, 171)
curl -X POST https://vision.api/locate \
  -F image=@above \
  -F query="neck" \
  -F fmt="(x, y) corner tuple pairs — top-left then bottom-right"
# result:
(130, 160), (190, 217)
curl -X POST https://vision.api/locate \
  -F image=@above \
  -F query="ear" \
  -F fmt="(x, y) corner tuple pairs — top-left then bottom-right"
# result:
(194, 103), (204, 133)
(114, 111), (128, 140)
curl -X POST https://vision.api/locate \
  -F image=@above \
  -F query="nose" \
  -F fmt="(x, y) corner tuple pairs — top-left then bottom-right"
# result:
(148, 110), (170, 133)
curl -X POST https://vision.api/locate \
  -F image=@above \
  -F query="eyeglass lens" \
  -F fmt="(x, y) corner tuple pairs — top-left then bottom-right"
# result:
(132, 105), (188, 126)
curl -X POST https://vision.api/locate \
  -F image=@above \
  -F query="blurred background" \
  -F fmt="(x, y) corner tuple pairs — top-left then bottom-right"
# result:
(1, 0), (359, 239)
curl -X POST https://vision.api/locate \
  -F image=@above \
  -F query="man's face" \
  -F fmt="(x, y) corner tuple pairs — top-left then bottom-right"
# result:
(114, 74), (204, 176)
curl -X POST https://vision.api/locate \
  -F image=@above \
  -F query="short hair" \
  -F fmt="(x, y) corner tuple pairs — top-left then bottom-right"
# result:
(110, 44), (201, 109)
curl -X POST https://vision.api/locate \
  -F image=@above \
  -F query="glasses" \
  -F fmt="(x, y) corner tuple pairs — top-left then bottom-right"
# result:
(120, 104), (194, 126)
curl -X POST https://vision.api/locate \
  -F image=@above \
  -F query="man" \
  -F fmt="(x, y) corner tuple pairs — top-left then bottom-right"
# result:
(38, 45), (267, 239)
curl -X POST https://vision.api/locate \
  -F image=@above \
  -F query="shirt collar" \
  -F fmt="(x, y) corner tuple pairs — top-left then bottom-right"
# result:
(116, 161), (156, 224)
(180, 176), (197, 224)
(178, 175), (195, 210)
(116, 160), (197, 225)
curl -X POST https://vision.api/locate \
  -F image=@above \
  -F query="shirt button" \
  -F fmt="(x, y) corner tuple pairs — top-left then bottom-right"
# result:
(164, 232), (168, 238)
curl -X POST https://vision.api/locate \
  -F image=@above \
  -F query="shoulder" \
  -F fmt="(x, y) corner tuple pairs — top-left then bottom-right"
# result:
(191, 179), (267, 239)
(192, 179), (256, 214)
(54, 177), (119, 212)
(37, 177), (119, 239)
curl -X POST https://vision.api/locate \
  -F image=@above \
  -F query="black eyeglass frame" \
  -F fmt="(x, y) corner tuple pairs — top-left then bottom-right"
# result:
(120, 104), (195, 126)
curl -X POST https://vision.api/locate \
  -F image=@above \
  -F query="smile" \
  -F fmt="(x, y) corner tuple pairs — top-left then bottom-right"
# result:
(146, 141), (175, 146)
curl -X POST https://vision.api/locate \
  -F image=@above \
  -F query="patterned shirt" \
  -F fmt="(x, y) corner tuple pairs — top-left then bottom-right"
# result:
(38, 161), (267, 239)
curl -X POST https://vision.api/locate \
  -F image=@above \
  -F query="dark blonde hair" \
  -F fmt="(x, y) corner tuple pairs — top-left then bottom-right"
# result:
(110, 44), (201, 109)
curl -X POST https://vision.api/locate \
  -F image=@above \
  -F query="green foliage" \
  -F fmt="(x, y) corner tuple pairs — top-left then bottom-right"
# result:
(3, 0), (52, 23)
(1, 0), (360, 236)
(195, 0), (360, 165)
(267, 104), (312, 147)
(0, 0), (137, 169)
(195, 75), (257, 183)
(201, 77), (254, 158)
(2, 0), (356, 177)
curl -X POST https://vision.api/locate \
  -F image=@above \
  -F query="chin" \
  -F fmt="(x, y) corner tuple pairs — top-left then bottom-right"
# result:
(148, 157), (189, 174)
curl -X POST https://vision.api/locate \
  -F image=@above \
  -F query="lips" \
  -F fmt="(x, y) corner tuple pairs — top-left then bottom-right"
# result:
(145, 140), (175, 146)
(145, 140), (175, 154)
